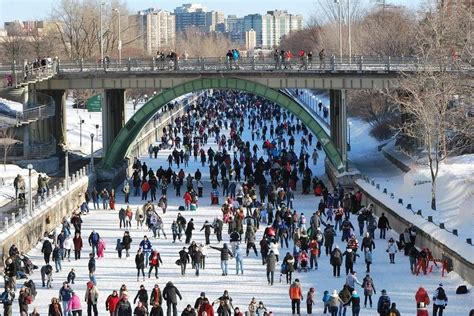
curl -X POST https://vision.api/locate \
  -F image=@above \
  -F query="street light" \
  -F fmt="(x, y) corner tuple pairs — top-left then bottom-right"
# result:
(79, 118), (84, 147)
(90, 133), (95, 170)
(99, 2), (105, 63)
(113, 8), (122, 65)
(65, 146), (69, 190)
(334, 0), (343, 62)
(27, 164), (33, 216)
(348, 121), (352, 151)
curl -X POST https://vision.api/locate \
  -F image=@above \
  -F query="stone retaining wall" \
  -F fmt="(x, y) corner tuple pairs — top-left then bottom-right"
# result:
(0, 175), (93, 267)
(356, 183), (474, 285)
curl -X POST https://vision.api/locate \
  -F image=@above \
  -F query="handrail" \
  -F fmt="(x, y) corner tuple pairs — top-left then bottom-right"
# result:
(1, 56), (471, 79)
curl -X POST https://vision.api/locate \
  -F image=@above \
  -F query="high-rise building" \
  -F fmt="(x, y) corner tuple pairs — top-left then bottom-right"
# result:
(243, 14), (263, 46)
(225, 15), (244, 43)
(174, 3), (207, 33)
(206, 11), (225, 32)
(128, 8), (175, 55)
(245, 29), (257, 50)
(261, 10), (303, 49)
(4, 20), (55, 36)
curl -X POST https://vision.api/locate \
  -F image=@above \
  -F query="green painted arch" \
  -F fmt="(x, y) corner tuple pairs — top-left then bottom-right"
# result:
(102, 78), (345, 172)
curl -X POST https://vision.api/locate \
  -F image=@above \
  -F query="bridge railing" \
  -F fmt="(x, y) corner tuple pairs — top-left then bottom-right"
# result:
(1, 56), (471, 78)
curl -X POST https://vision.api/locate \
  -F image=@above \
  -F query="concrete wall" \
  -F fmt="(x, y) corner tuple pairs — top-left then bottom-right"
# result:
(0, 174), (93, 267)
(356, 184), (474, 285)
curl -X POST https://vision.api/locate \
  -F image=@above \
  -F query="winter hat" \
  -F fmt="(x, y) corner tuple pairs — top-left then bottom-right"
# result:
(381, 289), (387, 295)
(439, 283), (443, 287)
(200, 292), (206, 297)
(352, 290), (357, 295)
(295, 279), (300, 282)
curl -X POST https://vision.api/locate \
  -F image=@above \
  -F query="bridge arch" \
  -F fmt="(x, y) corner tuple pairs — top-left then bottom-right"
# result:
(102, 78), (345, 172)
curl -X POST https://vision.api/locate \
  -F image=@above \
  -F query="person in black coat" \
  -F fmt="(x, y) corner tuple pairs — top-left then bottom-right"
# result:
(330, 246), (343, 277)
(134, 284), (149, 309)
(178, 247), (190, 275)
(149, 302), (164, 316)
(185, 219), (195, 244)
(163, 281), (182, 316)
(135, 249), (145, 282)
(377, 213), (391, 239)
(41, 238), (53, 264)
(117, 295), (132, 316)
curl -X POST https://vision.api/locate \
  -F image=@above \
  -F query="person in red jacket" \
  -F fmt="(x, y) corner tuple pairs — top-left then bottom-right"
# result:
(105, 290), (120, 315)
(150, 284), (162, 306)
(308, 239), (319, 270)
(183, 191), (192, 210)
(415, 286), (430, 308)
(198, 297), (214, 316)
(141, 180), (150, 201)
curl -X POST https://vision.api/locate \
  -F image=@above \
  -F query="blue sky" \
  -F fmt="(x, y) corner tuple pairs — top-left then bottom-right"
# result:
(0, 0), (420, 26)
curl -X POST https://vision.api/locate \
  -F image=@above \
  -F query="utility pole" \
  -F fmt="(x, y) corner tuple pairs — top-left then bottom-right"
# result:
(348, 0), (352, 64)
(100, 2), (105, 63)
(335, 0), (343, 62)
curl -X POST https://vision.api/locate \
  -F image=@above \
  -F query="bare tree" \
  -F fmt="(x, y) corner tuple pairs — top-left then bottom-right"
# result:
(279, 26), (322, 53)
(0, 127), (20, 171)
(0, 24), (31, 63)
(176, 27), (231, 57)
(388, 4), (473, 210)
(50, 0), (129, 60)
(357, 7), (417, 56)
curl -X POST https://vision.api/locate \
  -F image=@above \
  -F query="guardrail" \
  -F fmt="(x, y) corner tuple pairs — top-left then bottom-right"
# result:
(0, 62), (58, 88)
(0, 164), (93, 233)
(1, 55), (471, 78)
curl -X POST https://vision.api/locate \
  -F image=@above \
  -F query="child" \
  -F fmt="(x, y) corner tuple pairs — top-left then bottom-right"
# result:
(256, 301), (267, 316)
(67, 268), (76, 284)
(307, 287), (316, 315)
(116, 238), (124, 258)
(97, 238), (106, 258)
(322, 290), (330, 314)
(326, 208), (334, 223)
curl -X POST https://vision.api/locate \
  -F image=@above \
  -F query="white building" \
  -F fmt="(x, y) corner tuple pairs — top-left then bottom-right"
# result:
(245, 29), (257, 50)
(128, 8), (176, 55)
(261, 10), (303, 48)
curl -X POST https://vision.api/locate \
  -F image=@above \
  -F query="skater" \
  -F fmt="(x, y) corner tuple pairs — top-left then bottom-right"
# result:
(386, 238), (397, 264)
(432, 283), (448, 316)
(163, 281), (182, 316)
(306, 287), (315, 315)
(135, 249), (146, 281)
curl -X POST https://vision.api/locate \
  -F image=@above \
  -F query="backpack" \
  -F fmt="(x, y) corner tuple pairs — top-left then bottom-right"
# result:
(456, 285), (468, 295)
(437, 288), (447, 300)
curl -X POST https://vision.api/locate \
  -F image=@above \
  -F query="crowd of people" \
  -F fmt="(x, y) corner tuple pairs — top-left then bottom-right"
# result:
(2, 90), (454, 316)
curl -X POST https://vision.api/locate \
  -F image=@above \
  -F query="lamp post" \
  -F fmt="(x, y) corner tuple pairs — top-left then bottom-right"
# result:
(79, 117), (84, 147)
(65, 146), (69, 190)
(27, 164), (33, 216)
(348, 121), (352, 151)
(113, 8), (122, 65)
(90, 133), (95, 170)
(335, 0), (343, 62)
(99, 2), (105, 63)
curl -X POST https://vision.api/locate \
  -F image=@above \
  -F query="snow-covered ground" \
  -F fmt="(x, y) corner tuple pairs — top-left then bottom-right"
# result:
(8, 104), (473, 315)
(349, 117), (474, 247)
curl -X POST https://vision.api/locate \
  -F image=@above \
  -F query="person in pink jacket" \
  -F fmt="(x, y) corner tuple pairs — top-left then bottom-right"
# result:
(67, 291), (82, 315)
(98, 238), (106, 259)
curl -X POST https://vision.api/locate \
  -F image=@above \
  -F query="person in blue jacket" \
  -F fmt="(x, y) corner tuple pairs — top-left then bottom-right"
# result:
(139, 236), (153, 267)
